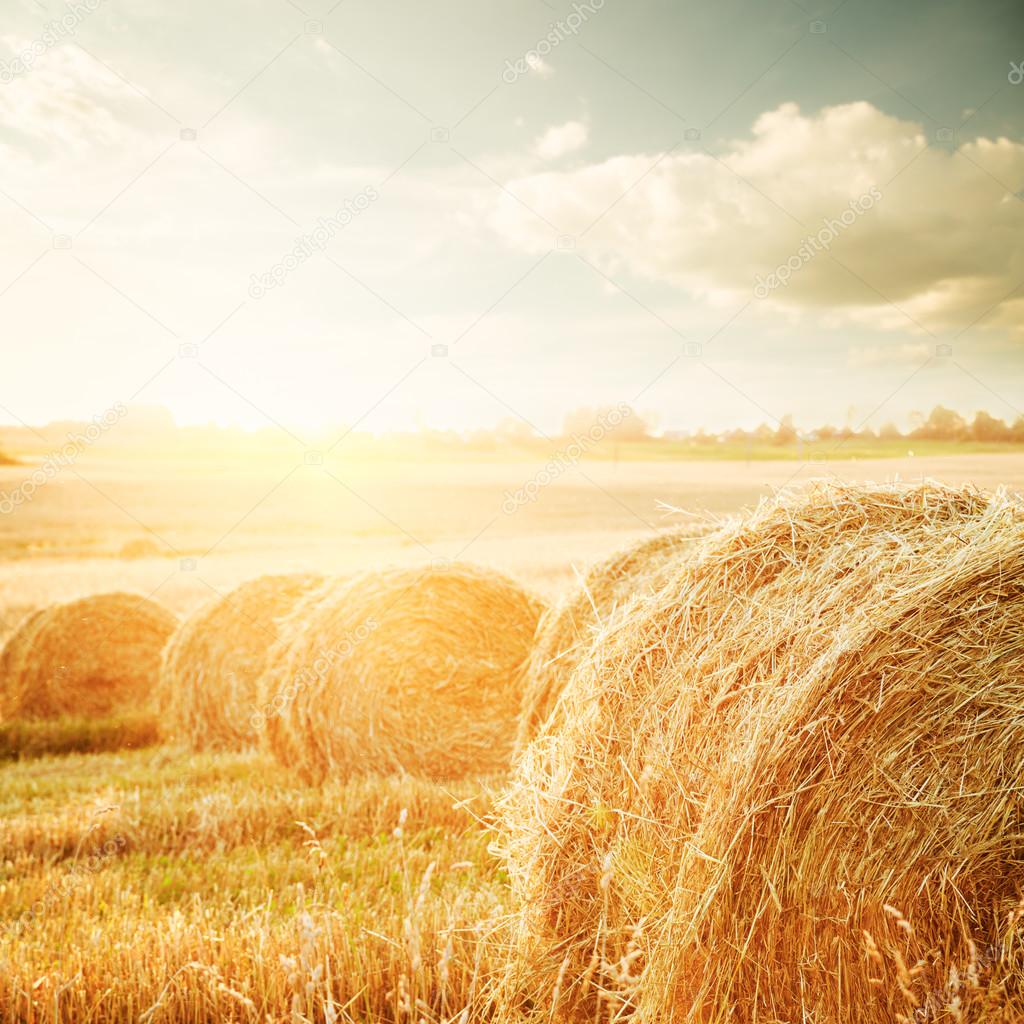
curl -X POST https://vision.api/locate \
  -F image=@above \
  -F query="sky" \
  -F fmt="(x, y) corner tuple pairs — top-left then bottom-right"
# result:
(0, 0), (1022, 437)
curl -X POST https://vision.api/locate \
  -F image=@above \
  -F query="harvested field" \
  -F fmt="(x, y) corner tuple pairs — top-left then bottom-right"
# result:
(1, 463), (1022, 1023)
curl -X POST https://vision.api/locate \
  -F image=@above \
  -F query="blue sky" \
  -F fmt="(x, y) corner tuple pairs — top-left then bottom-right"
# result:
(1, 0), (1022, 435)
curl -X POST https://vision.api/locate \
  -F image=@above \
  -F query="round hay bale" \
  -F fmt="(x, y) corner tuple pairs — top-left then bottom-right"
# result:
(118, 537), (164, 559)
(261, 563), (546, 782)
(499, 482), (1024, 1023)
(0, 608), (47, 708)
(517, 525), (709, 750)
(159, 572), (323, 750)
(0, 592), (178, 721)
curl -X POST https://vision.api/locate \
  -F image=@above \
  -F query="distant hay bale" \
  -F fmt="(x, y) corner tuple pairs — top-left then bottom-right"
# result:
(0, 593), (177, 721)
(159, 573), (323, 750)
(261, 563), (546, 782)
(500, 482), (1024, 1023)
(516, 525), (709, 749)
(0, 609), (46, 705)
(118, 536), (164, 559)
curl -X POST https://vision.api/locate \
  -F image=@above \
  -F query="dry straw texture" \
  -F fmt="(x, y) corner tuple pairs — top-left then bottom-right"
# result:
(516, 525), (708, 750)
(499, 482), (1024, 1023)
(160, 573), (322, 750)
(0, 593), (177, 721)
(261, 563), (545, 782)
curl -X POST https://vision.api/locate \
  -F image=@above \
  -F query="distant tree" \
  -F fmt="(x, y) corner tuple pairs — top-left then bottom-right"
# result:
(1010, 416), (1024, 442)
(816, 424), (838, 441)
(878, 421), (902, 440)
(969, 410), (1010, 442)
(614, 405), (651, 441)
(494, 417), (539, 444)
(466, 429), (498, 451)
(773, 415), (798, 446)
(912, 405), (967, 441)
(562, 404), (649, 441)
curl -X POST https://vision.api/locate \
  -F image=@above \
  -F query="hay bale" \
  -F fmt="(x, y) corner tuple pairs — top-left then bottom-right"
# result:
(159, 573), (323, 750)
(516, 526), (708, 750)
(0, 609), (46, 705)
(499, 482), (1024, 1022)
(118, 537), (164, 559)
(261, 563), (546, 782)
(0, 593), (178, 721)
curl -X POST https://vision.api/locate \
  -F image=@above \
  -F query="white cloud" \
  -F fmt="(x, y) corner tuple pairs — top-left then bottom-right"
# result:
(0, 39), (132, 151)
(525, 53), (554, 78)
(489, 101), (1024, 337)
(533, 120), (588, 161)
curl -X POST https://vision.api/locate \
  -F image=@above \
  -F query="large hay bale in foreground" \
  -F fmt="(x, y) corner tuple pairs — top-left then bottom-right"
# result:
(500, 483), (1024, 1023)
(516, 526), (708, 750)
(261, 563), (546, 781)
(0, 593), (177, 721)
(159, 573), (323, 750)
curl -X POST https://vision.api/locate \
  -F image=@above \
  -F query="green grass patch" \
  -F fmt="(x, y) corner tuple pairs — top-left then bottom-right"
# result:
(0, 712), (161, 760)
(595, 438), (1024, 461)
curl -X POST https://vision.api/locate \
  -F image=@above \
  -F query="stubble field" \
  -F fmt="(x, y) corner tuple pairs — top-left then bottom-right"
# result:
(1, 451), (1022, 1022)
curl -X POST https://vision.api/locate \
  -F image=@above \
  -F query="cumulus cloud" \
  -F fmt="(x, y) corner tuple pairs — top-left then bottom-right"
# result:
(0, 39), (133, 152)
(533, 120), (588, 160)
(488, 101), (1024, 336)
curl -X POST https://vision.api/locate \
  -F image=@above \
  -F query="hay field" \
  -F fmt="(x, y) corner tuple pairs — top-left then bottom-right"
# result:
(5, 450), (1024, 622)
(1, 454), (1022, 1022)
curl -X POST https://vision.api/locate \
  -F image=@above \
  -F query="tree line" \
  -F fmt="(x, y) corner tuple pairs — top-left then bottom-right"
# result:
(559, 405), (1024, 445)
